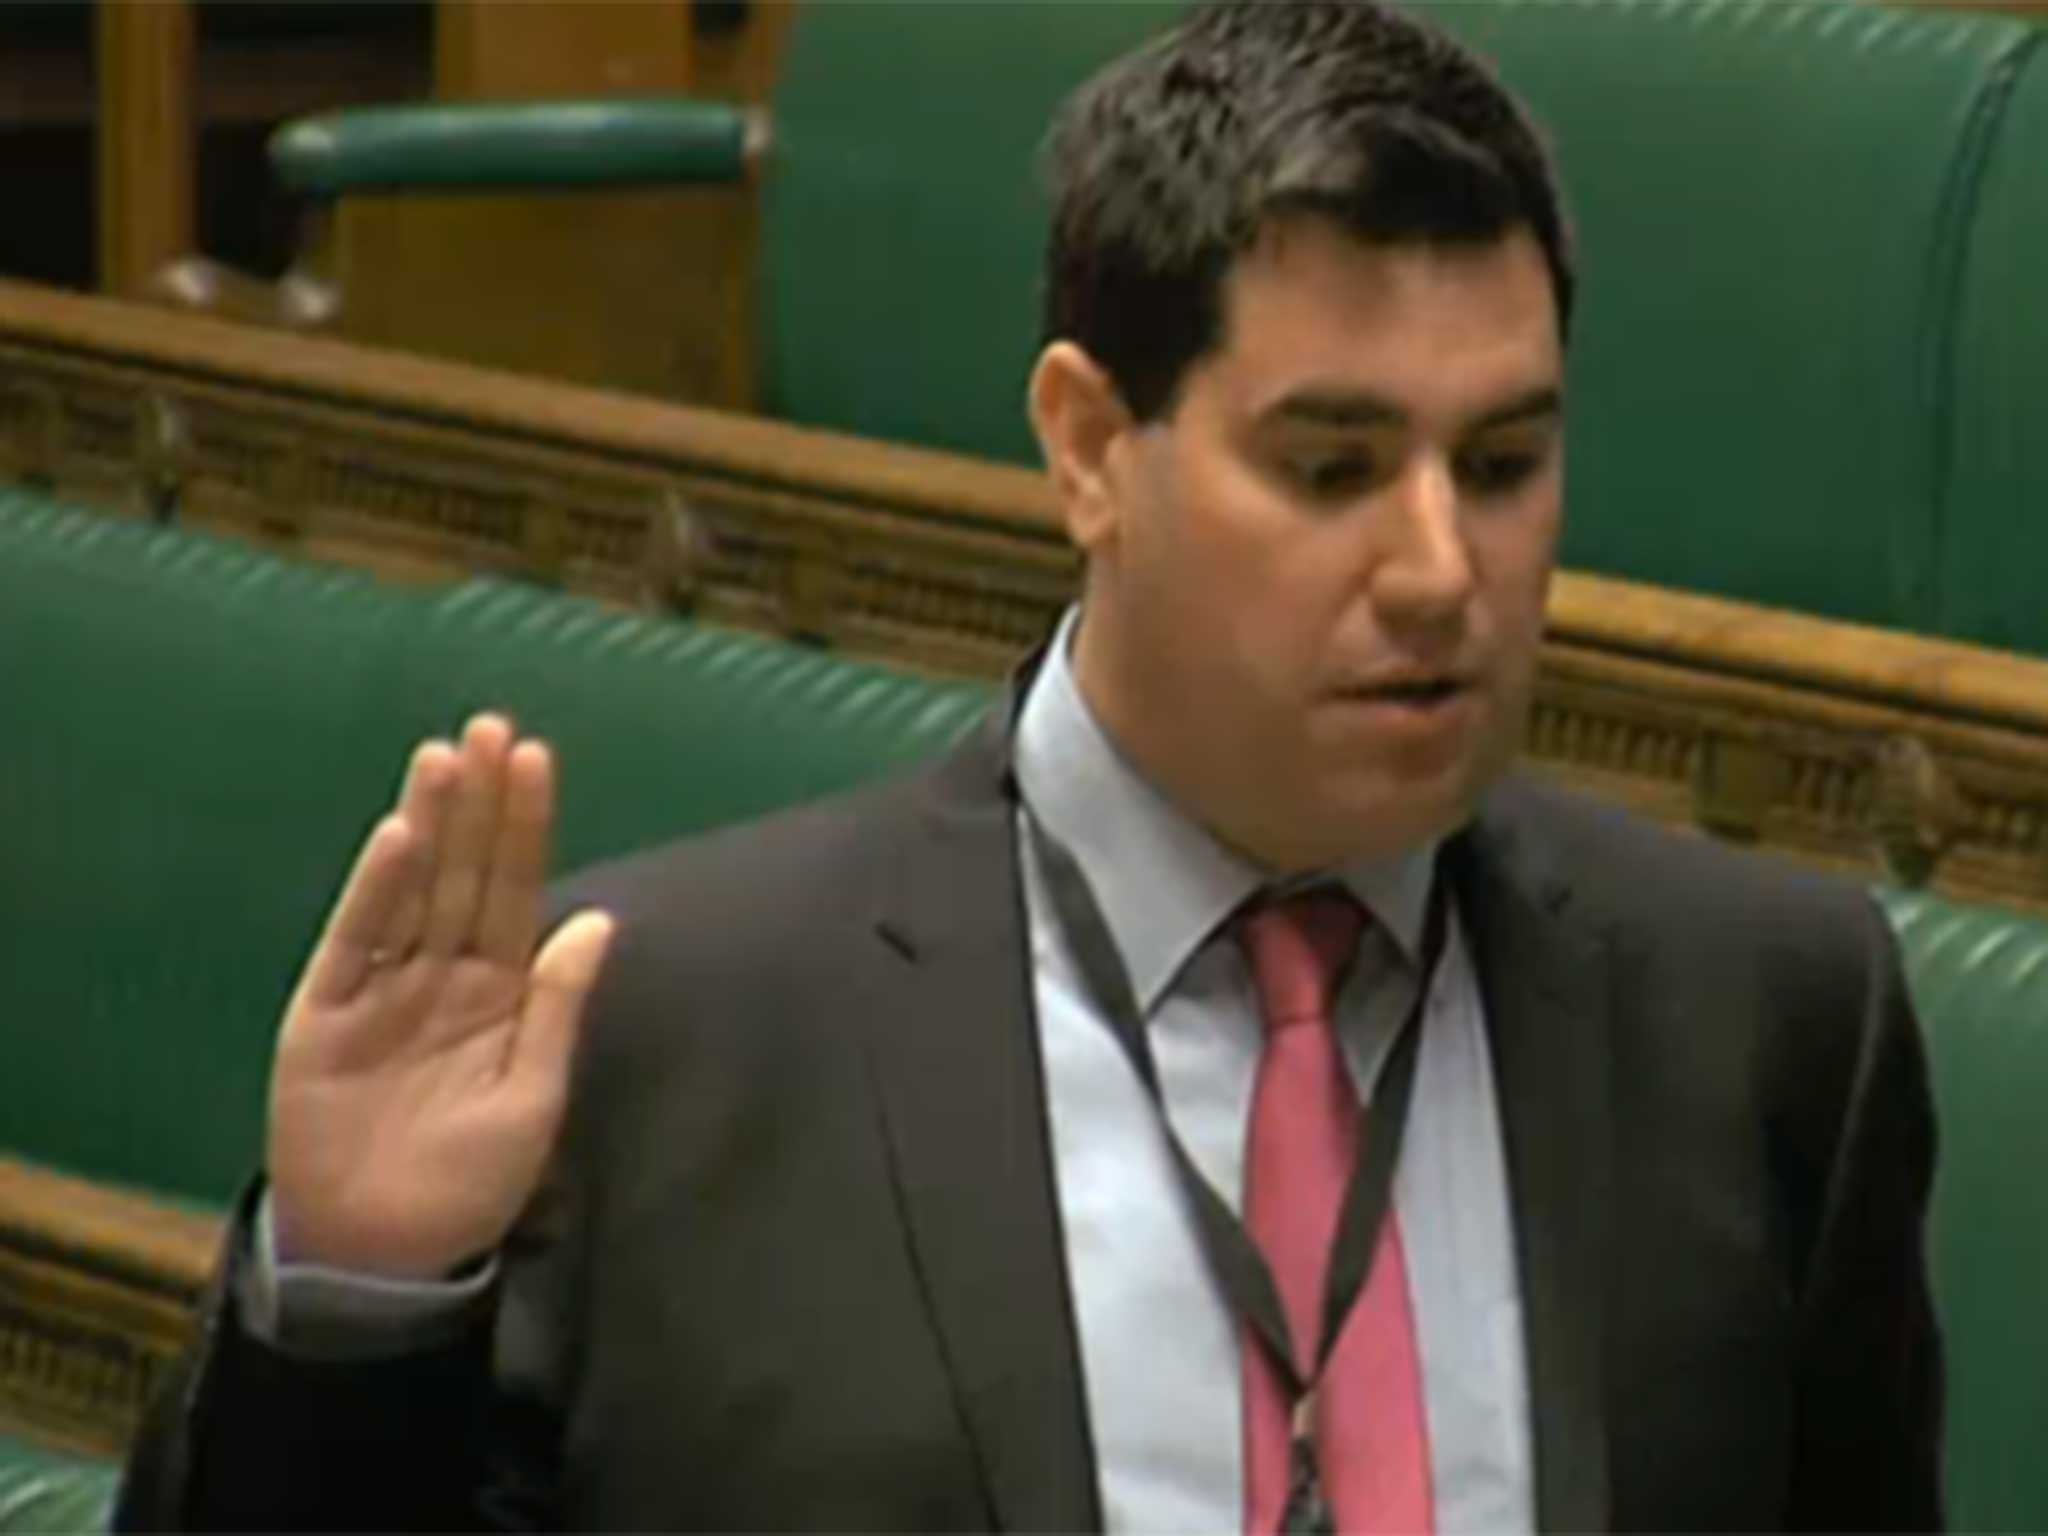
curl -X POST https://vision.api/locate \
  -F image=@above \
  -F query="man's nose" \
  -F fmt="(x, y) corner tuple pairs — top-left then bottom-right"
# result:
(1369, 455), (1476, 628)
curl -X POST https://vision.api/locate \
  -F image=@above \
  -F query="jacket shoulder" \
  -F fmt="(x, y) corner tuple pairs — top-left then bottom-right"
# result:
(1480, 773), (1884, 953)
(546, 756), (940, 938)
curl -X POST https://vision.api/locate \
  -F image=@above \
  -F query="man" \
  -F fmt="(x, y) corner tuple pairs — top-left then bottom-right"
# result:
(117, 2), (1942, 1530)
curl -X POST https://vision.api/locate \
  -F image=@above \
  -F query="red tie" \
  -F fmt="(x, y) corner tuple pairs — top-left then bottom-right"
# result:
(1236, 892), (1435, 1536)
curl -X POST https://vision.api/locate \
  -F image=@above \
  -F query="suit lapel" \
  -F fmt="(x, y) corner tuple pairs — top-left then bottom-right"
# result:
(859, 697), (1615, 1535)
(861, 697), (1103, 1534)
(1448, 790), (1615, 1533)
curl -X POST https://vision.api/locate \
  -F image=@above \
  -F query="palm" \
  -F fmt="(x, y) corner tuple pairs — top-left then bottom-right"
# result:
(268, 716), (613, 1279)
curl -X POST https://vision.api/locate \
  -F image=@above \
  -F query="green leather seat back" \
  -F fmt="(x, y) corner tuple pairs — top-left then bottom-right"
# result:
(1935, 47), (2048, 656)
(378, 581), (989, 874)
(763, 1), (2034, 639)
(1397, 0), (2034, 633)
(761, 1), (1162, 465)
(0, 494), (986, 1207)
(1880, 890), (2048, 1533)
(0, 1438), (117, 1533)
(0, 495), (419, 1207)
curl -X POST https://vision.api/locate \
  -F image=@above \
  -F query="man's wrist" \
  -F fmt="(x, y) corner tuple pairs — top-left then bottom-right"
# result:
(239, 1188), (499, 1363)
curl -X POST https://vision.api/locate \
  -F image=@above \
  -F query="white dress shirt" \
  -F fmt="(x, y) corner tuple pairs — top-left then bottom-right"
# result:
(1013, 610), (1533, 1533)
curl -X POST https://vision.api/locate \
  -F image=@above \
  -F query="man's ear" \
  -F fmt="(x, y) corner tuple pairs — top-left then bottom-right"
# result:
(1028, 341), (1135, 557)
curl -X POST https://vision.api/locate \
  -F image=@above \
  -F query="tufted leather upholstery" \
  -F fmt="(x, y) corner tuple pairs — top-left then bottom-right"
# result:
(1877, 891), (2048, 1531)
(0, 491), (984, 1207)
(0, 1440), (115, 1533)
(1410, 0), (2039, 637)
(1935, 43), (2048, 656)
(1, 497), (2044, 1524)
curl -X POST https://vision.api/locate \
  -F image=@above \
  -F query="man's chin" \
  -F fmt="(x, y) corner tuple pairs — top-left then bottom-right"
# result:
(1308, 759), (1490, 864)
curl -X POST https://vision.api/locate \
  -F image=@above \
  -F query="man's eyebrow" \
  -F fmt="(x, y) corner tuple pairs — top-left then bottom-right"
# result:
(1261, 389), (1406, 429)
(1471, 386), (1565, 431)
(1258, 383), (1565, 432)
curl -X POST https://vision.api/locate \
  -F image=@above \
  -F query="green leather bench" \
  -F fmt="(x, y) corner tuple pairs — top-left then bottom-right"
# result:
(0, 1440), (116, 1534)
(265, 1), (2048, 655)
(3, 493), (2047, 1528)
(1936, 40), (2048, 657)
(1416, 0), (2040, 638)
(0, 490), (985, 1205)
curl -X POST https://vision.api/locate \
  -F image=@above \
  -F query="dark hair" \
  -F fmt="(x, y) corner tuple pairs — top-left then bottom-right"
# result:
(1041, 0), (1575, 420)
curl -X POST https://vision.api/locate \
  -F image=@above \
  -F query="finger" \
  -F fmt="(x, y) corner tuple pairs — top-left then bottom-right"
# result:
(301, 816), (423, 1007)
(474, 740), (556, 968)
(383, 740), (459, 957)
(505, 910), (615, 1094)
(421, 713), (514, 958)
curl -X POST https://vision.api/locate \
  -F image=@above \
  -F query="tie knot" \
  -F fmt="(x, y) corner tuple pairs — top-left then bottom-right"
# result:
(1233, 888), (1366, 1033)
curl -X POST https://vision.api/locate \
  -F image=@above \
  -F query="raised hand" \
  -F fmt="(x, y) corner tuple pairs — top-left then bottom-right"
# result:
(266, 714), (614, 1279)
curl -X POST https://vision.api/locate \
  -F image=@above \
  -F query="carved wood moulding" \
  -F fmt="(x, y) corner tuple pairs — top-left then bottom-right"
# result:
(0, 1160), (216, 1458)
(4, 277), (2048, 922)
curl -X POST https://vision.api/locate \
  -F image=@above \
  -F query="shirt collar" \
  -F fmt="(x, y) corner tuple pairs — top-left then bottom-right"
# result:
(1013, 607), (1436, 1016)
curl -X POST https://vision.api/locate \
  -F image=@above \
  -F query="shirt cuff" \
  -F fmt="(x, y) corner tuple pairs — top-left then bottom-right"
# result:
(237, 1189), (499, 1363)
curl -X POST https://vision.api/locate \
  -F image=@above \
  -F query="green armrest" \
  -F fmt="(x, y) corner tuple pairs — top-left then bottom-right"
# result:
(0, 1438), (117, 1533)
(269, 98), (752, 197)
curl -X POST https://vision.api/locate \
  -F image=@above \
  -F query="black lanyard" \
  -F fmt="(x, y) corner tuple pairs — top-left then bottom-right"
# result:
(1024, 810), (1448, 1535)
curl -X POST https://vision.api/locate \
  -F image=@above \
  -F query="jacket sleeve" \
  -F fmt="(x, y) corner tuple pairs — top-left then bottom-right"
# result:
(111, 1181), (560, 1533)
(1783, 899), (1945, 1532)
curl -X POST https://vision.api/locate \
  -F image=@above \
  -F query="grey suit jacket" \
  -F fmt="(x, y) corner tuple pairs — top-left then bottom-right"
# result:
(118, 699), (1943, 1532)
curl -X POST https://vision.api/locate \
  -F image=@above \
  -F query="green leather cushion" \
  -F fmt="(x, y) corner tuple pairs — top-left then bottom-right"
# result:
(0, 1438), (116, 1533)
(0, 493), (984, 1207)
(0, 497), (417, 1206)
(1934, 43), (2048, 656)
(762, 1), (1160, 465)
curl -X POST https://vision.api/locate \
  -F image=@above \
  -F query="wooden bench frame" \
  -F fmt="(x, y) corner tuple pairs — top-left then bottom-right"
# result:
(0, 1161), (215, 1460)
(8, 278), (2046, 909)
(7, 273), (2048, 1455)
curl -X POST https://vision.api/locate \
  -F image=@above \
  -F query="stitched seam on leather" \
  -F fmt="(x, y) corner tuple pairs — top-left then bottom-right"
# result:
(1918, 28), (2046, 638)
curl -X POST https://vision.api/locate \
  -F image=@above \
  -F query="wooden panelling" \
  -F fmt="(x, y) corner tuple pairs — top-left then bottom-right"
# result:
(0, 1160), (216, 1458)
(332, 187), (757, 410)
(4, 275), (2048, 917)
(306, 0), (755, 409)
(95, 2), (197, 298)
(4, 24), (425, 132)
(689, 0), (798, 105)
(435, 0), (694, 101)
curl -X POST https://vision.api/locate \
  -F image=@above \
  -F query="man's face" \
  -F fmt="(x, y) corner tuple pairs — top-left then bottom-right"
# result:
(1068, 218), (1565, 871)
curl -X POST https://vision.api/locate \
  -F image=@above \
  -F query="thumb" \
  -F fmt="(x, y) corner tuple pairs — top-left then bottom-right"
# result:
(509, 909), (616, 1097)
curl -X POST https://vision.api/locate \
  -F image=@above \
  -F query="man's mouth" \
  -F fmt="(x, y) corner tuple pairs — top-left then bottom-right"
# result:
(1335, 675), (1472, 706)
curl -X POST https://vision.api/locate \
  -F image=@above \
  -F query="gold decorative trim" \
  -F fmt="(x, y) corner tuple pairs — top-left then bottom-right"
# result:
(9, 277), (2048, 911)
(0, 1161), (218, 1457)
